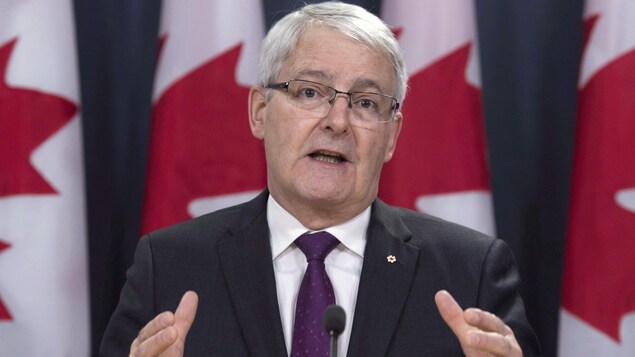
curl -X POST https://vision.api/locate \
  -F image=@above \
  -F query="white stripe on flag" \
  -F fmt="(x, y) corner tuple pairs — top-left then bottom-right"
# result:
(0, 1), (90, 355)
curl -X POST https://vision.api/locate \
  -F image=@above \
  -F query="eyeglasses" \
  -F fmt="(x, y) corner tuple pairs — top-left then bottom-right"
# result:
(266, 79), (400, 124)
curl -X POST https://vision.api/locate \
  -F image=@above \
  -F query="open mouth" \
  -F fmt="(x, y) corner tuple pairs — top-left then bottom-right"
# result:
(309, 150), (347, 164)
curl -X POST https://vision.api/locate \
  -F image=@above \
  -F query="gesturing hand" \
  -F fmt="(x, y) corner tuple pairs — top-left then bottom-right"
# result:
(129, 291), (199, 357)
(435, 290), (522, 357)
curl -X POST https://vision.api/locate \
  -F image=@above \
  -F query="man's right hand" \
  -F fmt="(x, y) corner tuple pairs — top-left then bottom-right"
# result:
(129, 291), (199, 357)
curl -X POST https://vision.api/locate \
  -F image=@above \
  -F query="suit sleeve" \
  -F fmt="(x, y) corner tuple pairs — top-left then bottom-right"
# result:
(477, 239), (543, 357)
(99, 235), (157, 356)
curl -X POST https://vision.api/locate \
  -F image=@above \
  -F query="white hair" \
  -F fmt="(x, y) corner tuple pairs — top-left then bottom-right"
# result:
(258, 1), (408, 105)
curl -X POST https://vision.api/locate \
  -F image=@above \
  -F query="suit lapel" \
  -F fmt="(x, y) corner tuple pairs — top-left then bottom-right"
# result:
(347, 200), (420, 356)
(217, 191), (288, 357)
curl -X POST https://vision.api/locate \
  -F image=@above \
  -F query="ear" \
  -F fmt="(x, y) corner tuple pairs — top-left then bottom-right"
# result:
(383, 111), (403, 162)
(248, 86), (267, 139)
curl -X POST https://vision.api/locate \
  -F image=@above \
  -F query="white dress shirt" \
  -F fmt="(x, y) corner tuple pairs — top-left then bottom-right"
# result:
(267, 195), (369, 357)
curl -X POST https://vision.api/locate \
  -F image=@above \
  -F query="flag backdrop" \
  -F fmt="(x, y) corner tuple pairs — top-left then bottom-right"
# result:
(0, 0), (90, 355)
(141, 0), (266, 234)
(1, 0), (587, 355)
(559, 0), (635, 355)
(380, 0), (495, 236)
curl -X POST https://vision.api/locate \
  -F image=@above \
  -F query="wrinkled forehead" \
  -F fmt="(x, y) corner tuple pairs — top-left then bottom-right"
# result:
(280, 26), (397, 93)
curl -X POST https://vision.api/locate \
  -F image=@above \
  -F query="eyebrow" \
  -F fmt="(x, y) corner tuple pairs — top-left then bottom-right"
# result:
(350, 78), (386, 94)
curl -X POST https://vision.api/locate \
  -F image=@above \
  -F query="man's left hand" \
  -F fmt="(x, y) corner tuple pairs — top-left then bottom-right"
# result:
(435, 290), (522, 357)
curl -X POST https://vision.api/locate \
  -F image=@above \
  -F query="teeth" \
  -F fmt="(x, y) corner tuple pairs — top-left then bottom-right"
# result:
(312, 151), (344, 163)
(314, 154), (342, 164)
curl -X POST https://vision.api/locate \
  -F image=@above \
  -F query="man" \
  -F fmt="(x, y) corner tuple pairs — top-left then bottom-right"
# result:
(101, 2), (541, 356)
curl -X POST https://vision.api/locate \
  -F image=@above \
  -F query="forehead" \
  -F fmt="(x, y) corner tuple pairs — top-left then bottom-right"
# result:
(280, 26), (395, 93)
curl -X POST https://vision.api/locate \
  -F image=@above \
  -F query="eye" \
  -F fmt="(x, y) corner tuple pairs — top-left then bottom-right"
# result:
(353, 95), (379, 111)
(290, 82), (328, 101)
(299, 87), (318, 98)
(359, 98), (376, 109)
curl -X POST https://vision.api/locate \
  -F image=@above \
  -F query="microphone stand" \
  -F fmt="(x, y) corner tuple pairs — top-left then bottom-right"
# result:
(329, 330), (339, 357)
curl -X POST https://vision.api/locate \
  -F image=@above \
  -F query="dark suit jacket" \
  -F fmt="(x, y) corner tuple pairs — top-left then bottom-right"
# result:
(100, 190), (542, 356)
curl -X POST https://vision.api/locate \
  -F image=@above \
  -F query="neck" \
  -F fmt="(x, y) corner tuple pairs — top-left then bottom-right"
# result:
(270, 192), (373, 231)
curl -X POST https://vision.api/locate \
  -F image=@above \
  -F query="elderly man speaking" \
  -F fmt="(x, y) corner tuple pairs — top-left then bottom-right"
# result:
(100, 2), (541, 356)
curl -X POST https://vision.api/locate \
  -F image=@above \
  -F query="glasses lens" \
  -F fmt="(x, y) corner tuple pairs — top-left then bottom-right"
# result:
(350, 93), (396, 123)
(286, 80), (333, 114)
(280, 80), (397, 123)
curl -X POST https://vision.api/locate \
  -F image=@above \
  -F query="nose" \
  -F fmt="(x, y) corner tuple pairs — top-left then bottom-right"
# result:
(322, 93), (352, 133)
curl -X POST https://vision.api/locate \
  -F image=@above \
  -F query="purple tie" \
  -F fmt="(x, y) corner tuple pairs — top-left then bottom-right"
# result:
(291, 231), (340, 357)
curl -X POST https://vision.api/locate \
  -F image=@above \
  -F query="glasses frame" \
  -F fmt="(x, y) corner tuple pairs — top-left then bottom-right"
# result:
(266, 79), (400, 123)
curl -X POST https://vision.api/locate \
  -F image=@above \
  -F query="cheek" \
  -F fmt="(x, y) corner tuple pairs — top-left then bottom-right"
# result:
(361, 134), (393, 176)
(263, 119), (299, 166)
(380, 130), (398, 162)
(356, 148), (380, 179)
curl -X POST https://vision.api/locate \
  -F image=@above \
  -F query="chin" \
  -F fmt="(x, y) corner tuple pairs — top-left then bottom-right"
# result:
(302, 189), (345, 202)
(297, 185), (350, 204)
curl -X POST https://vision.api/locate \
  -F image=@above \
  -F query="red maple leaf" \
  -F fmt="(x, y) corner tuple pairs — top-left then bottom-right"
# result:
(562, 16), (635, 342)
(0, 38), (78, 322)
(379, 43), (490, 209)
(142, 43), (267, 234)
(0, 38), (78, 198)
(0, 240), (12, 320)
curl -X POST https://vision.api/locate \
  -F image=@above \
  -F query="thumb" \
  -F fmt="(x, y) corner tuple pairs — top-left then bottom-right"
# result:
(174, 291), (199, 340)
(435, 290), (469, 337)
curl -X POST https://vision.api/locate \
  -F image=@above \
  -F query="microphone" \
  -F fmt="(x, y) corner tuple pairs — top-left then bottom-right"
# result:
(323, 304), (346, 357)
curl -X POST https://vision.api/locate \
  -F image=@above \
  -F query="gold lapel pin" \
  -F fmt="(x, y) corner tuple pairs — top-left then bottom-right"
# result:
(387, 255), (396, 264)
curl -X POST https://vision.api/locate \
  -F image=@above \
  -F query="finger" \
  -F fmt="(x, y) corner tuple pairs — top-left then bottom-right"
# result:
(465, 329), (517, 356)
(133, 311), (175, 348)
(173, 291), (199, 338)
(131, 326), (178, 357)
(434, 290), (469, 337)
(465, 308), (513, 336)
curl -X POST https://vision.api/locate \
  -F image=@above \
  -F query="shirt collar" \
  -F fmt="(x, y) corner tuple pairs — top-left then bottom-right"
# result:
(267, 194), (370, 260)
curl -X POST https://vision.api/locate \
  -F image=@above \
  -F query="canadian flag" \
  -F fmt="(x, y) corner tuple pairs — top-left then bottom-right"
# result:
(559, 0), (635, 355)
(380, 0), (495, 236)
(0, 1), (90, 355)
(142, 0), (266, 234)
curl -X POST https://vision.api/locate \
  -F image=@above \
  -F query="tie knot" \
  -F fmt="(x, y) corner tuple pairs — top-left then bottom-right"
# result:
(295, 231), (340, 261)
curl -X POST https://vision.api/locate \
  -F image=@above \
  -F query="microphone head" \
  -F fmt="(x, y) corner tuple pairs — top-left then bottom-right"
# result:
(323, 304), (346, 336)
